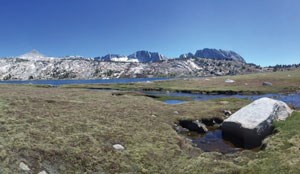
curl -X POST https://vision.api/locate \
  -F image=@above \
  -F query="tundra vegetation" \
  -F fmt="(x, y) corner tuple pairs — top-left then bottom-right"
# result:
(0, 70), (299, 173)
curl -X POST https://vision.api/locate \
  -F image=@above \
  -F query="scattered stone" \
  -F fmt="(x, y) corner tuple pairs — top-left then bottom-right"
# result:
(219, 101), (229, 105)
(151, 114), (157, 118)
(19, 162), (30, 171)
(174, 124), (189, 133)
(38, 170), (48, 174)
(288, 74), (291, 77)
(262, 82), (273, 86)
(113, 144), (125, 150)
(244, 83), (248, 86)
(225, 79), (235, 83)
(174, 111), (179, 114)
(221, 97), (293, 148)
(223, 110), (232, 117)
(179, 120), (208, 133)
(204, 78), (210, 81)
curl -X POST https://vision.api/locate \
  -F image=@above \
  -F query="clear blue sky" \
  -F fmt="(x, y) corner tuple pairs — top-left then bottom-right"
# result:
(0, 0), (299, 66)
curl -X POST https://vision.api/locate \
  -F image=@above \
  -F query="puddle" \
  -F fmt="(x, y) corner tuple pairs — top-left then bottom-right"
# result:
(164, 100), (187, 105)
(183, 130), (241, 154)
(176, 118), (262, 154)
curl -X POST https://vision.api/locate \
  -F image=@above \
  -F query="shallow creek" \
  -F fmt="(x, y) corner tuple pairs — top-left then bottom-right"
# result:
(146, 91), (300, 109)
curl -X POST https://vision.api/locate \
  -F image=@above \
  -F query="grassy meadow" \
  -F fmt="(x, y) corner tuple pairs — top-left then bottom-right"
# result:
(0, 70), (299, 173)
(63, 69), (300, 94)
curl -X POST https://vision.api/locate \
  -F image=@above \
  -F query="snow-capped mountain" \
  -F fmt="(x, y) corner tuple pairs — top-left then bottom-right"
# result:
(18, 50), (49, 61)
(97, 50), (166, 63)
(98, 54), (139, 62)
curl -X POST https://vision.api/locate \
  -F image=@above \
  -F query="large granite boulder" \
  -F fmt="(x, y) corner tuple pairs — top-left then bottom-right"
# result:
(221, 97), (293, 148)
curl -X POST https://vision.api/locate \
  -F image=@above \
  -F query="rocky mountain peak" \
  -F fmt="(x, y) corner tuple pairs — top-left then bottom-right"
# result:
(19, 49), (46, 60)
(128, 50), (166, 63)
(194, 48), (245, 62)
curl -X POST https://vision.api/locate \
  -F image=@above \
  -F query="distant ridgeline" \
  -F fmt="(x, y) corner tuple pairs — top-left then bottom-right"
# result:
(95, 48), (246, 63)
(0, 48), (262, 80)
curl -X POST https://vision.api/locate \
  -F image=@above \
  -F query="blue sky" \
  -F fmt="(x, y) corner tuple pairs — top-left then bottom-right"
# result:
(0, 0), (299, 66)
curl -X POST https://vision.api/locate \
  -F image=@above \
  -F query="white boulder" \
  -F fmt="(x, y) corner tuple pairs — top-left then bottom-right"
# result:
(113, 144), (125, 150)
(19, 162), (30, 171)
(38, 170), (48, 174)
(225, 79), (235, 83)
(221, 97), (293, 148)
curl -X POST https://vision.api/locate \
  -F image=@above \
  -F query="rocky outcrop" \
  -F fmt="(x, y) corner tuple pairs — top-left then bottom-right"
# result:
(221, 98), (293, 148)
(97, 50), (166, 63)
(128, 50), (166, 63)
(179, 52), (194, 59)
(195, 48), (245, 62)
(180, 48), (245, 63)
(179, 120), (208, 133)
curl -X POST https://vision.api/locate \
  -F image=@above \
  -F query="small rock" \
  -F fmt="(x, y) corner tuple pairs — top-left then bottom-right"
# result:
(288, 74), (291, 77)
(262, 82), (272, 86)
(244, 83), (248, 86)
(204, 78), (210, 81)
(174, 111), (179, 114)
(113, 144), (125, 150)
(19, 162), (30, 171)
(220, 101), (229, 105)
(38, 170), (48, 174)
(151, 114), (157, 118)
(225, 79), (235, 83)
(179, 120), (208, 133)
(223, 110), (232, 116)
(174, 124), (189, 133)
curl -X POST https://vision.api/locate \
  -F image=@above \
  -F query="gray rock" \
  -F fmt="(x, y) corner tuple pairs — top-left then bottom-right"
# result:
(100, 54), (127, 61)
(262, 82), (273, 86)
(223, 110), (232, 116)
(19, 162), (30, 171)
(174, 124), (189, 133)
(179, 120), (208, 133)
(113, 144), (125, 150)
(38, 170), (48, 174)
(225, 79), (235, 83)
(221, 97), (293, 148)
(179, 52), (194, 59)
(128, 50), (166, 63)
(194, 48), (245, 63)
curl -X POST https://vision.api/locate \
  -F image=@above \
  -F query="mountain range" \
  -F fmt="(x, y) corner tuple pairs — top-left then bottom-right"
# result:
(12, 48), (245, 63)
(0, 48), (260, 80)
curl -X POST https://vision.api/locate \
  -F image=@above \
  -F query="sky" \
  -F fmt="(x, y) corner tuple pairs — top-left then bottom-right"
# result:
(0, 0), (299, 66)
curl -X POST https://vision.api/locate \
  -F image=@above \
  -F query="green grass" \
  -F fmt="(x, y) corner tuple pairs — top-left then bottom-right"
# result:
(0, 81), (299, 173)
(62, 70), (300, 94)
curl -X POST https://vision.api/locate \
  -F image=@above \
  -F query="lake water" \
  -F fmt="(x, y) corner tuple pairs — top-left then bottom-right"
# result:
(0, 78), (169, 86)
(145, 91), (300, 109)
(164, 100), (187, 105)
